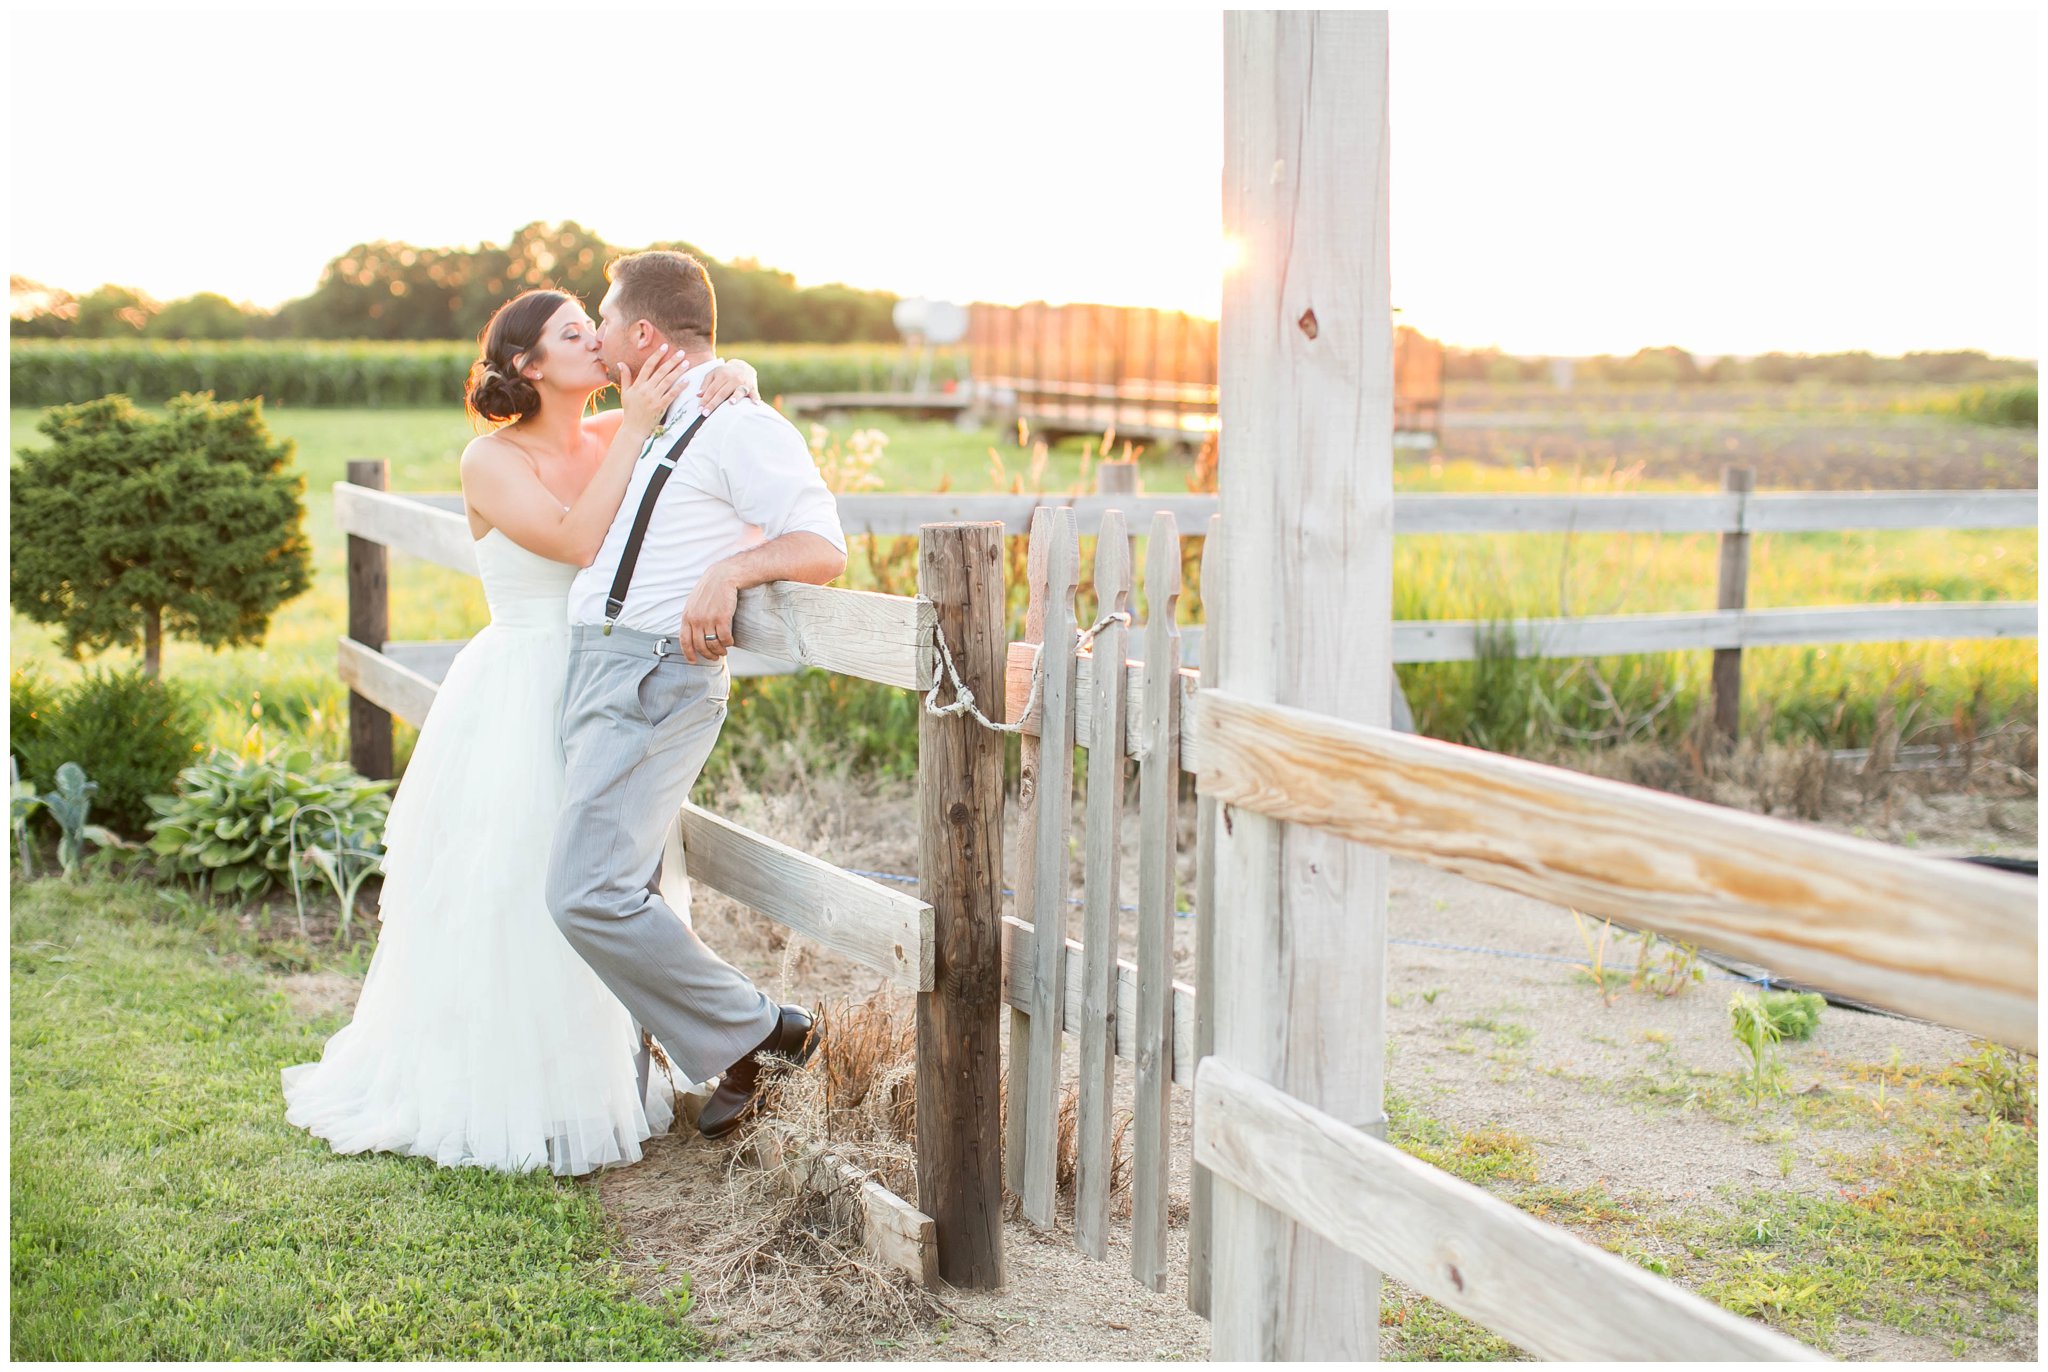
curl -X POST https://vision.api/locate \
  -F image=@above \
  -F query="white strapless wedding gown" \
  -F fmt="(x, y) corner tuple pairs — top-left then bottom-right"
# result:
(282, 527), (675, 1175)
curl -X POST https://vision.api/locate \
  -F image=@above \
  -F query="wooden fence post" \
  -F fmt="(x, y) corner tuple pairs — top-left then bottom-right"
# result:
(345, 459), (392, 780)
(1004, 511), (1053, 1201)
(1130, 512), (1182, 1292)
(1712, 466), (1755, 746)
(1187, 514), (1222, 1317)
(1074, 512), (1130, 1261)
(1096, 459), (1138, 496)
(915, 521), (1007, 1289)
(1210, 11), (1393, 1358)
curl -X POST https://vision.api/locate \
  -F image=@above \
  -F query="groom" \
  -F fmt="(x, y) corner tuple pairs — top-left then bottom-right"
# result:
(547, 249), (847, 1140)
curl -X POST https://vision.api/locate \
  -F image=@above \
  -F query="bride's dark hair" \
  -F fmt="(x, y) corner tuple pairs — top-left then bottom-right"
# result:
(465, 289), (575, 426)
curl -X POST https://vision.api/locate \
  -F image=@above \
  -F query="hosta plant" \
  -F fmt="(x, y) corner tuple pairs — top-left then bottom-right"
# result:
(147, 749), (391, 928)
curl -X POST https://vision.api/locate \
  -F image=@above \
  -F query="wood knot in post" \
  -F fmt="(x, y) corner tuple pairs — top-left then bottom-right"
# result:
(1446, 1262), (1465, 1293)
(1297, 309), (1318, 340)
(948, 801), (971, 825)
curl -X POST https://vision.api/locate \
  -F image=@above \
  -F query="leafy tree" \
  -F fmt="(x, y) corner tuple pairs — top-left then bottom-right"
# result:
(147, 292), (257, 340)
(71, 284), (160, 337)
(10, 393), (312, 677)
(10, 276), (78, 337)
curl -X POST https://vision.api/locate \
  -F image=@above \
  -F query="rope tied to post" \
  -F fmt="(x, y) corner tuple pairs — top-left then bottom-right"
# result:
(919, 597), (1131, 735)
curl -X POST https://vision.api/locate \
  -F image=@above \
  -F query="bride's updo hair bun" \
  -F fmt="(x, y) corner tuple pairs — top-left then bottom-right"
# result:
(465, 289), (574, 427)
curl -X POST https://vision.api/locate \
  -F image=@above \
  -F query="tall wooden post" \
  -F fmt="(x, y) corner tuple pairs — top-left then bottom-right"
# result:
(1712, 466), (1755, 746)
(915, 521), (1007, 1289)
(1208, 11), (1392, 1359)
(345, 459), (392, 780)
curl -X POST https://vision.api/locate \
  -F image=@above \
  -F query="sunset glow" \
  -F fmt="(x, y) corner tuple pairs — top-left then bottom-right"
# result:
(8, 7), (2037, 356)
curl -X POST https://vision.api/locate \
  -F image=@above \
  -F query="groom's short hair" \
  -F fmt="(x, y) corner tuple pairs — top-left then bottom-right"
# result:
(606, 251), (717, 350)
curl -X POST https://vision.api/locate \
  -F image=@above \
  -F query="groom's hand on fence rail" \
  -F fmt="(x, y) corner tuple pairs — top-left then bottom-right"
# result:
(680, 565), (740, 663)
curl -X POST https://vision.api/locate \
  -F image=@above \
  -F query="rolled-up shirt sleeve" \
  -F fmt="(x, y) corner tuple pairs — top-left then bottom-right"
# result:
(719, 406), (847, 554)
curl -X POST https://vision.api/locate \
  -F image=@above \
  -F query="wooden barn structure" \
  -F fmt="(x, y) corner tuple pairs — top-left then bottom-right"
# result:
(963, 301), (1443, 450)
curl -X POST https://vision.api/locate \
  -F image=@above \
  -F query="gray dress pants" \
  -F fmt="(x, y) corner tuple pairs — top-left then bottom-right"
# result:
(546, 624), (779, 1085)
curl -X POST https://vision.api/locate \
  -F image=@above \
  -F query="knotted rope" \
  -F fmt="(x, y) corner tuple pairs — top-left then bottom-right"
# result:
(919, 597), (1131, 735)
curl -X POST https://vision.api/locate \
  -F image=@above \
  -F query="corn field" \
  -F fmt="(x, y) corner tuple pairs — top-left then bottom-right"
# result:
(9, 341), (968, 409)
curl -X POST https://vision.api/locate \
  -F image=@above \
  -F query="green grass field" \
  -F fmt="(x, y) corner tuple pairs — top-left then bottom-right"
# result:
(9, 875), (701, 1360)
(10, 402), (2037, 769)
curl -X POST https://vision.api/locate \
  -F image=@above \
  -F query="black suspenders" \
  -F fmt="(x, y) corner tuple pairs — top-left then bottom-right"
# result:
(601, 412), (711, 634)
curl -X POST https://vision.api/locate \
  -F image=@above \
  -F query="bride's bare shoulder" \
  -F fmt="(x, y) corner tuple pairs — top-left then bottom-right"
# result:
(460, 431), (524, 477)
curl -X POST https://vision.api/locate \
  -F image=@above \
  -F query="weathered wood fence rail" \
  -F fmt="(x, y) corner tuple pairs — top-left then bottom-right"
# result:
(336, 481), (2038, 678)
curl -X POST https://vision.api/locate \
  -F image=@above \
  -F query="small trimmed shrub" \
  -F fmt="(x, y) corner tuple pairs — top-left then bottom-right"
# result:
(14, 669), (204, 838)
(147, 748), (390, 907)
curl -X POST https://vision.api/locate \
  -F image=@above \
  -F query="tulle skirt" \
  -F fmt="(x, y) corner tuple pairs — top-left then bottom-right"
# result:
(282, 620), (673, 1175)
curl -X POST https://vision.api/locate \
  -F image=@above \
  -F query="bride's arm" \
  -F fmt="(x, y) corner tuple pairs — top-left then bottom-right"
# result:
(464, 345), (692, 565)
(698, 357), (760, 411)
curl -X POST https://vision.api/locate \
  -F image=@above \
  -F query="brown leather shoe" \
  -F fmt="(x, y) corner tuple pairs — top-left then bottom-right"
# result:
(696, 1005), (818, 1141)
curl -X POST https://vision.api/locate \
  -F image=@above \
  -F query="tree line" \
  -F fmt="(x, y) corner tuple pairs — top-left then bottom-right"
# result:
(10, 221), (900, 345)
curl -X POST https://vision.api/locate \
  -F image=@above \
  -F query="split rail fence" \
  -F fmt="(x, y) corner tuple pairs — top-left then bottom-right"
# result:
(337, 465), (2038, 1351)
(345, 478), (2037, 745)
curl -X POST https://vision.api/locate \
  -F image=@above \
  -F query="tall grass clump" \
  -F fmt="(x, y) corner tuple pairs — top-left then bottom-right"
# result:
(1911, 380), (2037, 429)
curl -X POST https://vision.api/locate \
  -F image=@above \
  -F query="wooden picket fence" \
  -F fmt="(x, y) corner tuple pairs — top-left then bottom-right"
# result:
(336, 468), (2037, 1350)
(993, 504), (2035, 1361)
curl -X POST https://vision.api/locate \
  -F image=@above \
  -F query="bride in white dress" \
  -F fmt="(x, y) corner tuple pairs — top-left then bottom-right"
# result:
(282, 288), (758, 1176)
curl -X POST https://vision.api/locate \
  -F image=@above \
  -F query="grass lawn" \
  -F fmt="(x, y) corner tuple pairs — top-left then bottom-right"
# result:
(9, 874), (701, 1360)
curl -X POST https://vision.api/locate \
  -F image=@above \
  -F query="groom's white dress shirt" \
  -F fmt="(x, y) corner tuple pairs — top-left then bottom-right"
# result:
(567, 356), (846, 634)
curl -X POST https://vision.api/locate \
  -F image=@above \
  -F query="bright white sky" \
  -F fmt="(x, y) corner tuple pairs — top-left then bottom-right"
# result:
(7, 5), (2039, 357)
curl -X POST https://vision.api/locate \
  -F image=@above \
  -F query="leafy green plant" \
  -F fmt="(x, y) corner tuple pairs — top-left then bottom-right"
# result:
(286, 804), (385, 942)
(1631, 931), (1705, 997)
(1730, 991), (1790, 1105)
(1959, 1042), (2037, 1129)
(1758, 989), (1826, 1041)
(10, 667), (58, 771)
(33, 762), (132, 880)
(12, 760), (43, 875)
(146, 748), (390, 918)
(12, 669), (204, 837)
